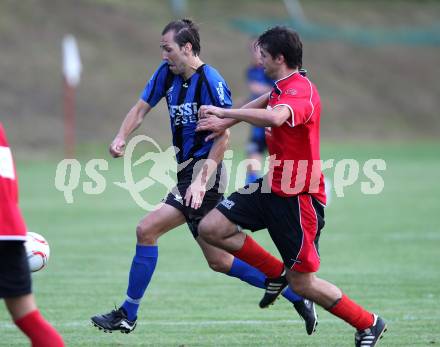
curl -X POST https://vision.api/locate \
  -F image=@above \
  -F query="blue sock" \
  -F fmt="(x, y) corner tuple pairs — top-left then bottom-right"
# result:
(281, 285), (303, 303)
(227, 257), (302, 303)
(121, 245), (158, 321)
(227, 257), (265, 289)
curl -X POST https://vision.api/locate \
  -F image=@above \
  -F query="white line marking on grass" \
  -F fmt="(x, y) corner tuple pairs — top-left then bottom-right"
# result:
(0, 319), (319, 329)
(1, 316), (439, 329)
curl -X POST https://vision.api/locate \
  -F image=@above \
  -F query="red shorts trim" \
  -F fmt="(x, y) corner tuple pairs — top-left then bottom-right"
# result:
(291, 195), (320, 272)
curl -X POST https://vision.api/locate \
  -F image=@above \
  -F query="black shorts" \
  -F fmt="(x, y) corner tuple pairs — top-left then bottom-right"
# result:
(164, 160), (225, 238)
(216, 178), (325, 272)
(0, 241), (32, 298)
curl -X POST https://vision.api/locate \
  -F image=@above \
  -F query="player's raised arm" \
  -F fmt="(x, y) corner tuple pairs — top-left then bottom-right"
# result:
(196, 92), (270, 141)
(110, 61), (169, 158)
(109, 100), (152, 158)
(199, 102), (290, 128)
(242, 91), (270, 110)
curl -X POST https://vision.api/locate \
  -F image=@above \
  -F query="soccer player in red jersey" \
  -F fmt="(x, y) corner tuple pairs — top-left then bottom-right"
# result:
(0, 123), (64, 347)
(197, 27), (387, 347)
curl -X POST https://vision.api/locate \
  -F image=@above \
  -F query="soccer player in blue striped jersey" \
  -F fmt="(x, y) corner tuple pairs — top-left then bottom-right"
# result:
(91, 19), (317, 335)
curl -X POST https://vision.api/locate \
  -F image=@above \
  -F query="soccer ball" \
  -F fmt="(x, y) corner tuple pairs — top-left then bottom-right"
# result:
(25, 232), (50, 272)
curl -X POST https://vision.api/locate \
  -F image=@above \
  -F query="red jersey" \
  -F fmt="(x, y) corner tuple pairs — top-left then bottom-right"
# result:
(265, 71), (326, 204)
(0, 123), (27, 240)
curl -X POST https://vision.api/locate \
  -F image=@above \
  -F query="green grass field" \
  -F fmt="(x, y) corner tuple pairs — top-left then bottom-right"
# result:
(1, 143), (439, 346)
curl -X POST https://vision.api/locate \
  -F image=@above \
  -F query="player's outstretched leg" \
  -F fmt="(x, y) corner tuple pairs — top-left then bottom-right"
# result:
(199, 214), (288, 305)
(91, 204), (184, 334)
(228, 258), (317, 335)
(286, 271), (387, 346)
(91, 244), (157, 334)
(197, 230), (318, 335)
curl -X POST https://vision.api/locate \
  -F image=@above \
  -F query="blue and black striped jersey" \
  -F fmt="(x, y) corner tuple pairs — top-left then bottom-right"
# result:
(141, 61), (232, 164)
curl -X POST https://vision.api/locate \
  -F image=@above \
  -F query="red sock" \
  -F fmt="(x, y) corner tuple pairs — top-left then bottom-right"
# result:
(15, 310), (64, 347)
(231, 235), (284, 278)
(328, 294), (374, 331)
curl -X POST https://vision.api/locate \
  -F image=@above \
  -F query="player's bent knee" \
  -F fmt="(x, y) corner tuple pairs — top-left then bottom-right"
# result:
(136, 224), (159, 245)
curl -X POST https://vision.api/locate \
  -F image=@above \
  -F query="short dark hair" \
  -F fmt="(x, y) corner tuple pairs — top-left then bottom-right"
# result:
(257, 26), (302, 69)
(162, 19), (201, 56)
